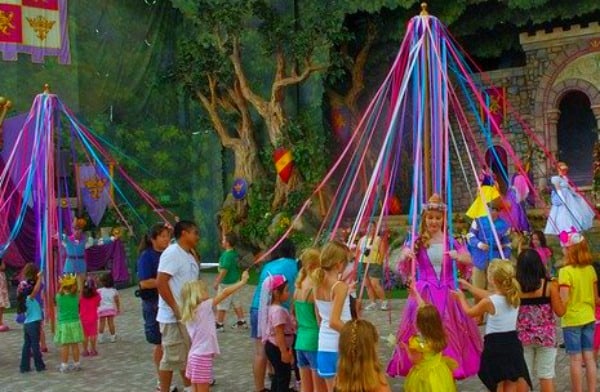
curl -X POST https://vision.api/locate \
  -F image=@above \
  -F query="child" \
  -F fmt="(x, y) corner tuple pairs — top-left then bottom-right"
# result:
(454, 260), (532, 392)
(22, 262), (47, 351)
(294, 248), (326, 392)
(558, 232), (598, 392)
(55, 273), (84, 372)
(97, 273), (120, 343)
(311, 240), (352, 392)
(336, 319), (391, 392)
(403, 304), (455, 392)
(0, 258), (9, 331)
(17, 272), (45, 373)
(213, 232), (247, 331)
(530, 230), (553, 276)
(180, 270), (249, 392)
(258, 274), (296, 392)
(79, 277), (101, 356)
(515, 249), (565, 392)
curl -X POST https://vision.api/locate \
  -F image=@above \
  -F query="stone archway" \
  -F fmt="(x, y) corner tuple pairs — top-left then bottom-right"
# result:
(533, 43), (600, 183)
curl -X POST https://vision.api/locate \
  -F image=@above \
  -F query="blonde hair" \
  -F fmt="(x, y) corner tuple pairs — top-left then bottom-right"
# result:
(296, 248), (320, 290)
(488, 259), (521, 308)
(416, 304), (447, 353)
(311, 240), (349, 286)
(180, 280), (209, 323)
(565, 238), (593, 266)
(336, 319), (385, 392)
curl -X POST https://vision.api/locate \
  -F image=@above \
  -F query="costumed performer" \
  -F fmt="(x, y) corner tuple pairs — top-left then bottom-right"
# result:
(467, 197), (511, 293)
(387, 194), (482, 379)
(544, 162), (595, 235)
(501, 164), (531, 233)
(466, 166), (500, 219)
(62, 225), (91, 290)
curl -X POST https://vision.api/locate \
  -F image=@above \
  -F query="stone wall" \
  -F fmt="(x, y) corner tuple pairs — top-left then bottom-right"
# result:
(452, 22), (600, 211)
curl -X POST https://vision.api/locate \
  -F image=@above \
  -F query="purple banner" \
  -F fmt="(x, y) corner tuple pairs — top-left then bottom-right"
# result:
(78, 164), (110, 226)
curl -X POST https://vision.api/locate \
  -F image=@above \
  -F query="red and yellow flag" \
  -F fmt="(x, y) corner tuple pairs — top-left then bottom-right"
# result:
(273, 147), (294, 184)
(0, 0), (70, 63)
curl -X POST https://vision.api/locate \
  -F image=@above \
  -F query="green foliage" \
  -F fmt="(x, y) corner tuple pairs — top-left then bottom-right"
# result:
(239, 180), (274, 248)
(88, 118), (195, 235)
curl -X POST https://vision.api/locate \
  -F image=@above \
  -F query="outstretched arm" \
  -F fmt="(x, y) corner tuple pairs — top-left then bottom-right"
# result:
(458, 278), (490, 301)
(213, 270), (249, 307)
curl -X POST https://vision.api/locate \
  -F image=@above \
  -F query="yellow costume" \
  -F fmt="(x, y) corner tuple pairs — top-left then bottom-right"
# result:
(404, 335), (457, 392)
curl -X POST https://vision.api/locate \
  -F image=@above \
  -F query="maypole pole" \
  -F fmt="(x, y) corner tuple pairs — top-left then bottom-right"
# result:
(421, 3), (432, 199)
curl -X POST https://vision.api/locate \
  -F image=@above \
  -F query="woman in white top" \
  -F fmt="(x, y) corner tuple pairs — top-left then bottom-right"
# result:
(454, 260), (532, 392)
(311, 241), (353, 392)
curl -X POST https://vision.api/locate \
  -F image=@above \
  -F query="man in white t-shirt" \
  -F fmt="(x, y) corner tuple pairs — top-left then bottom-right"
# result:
(156, 220), (200, 392)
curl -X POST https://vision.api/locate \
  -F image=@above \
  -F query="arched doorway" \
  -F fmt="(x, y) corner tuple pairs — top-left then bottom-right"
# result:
(557, 91), (596, 186)
(485, 145), (508, 194)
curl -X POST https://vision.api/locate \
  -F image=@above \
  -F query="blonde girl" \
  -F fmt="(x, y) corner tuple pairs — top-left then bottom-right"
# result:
(311, 240), (352, 392)
(180, 270), (249, 392)
(336, 319), (390, 392)
(454, 260), (532, 392)
(54, 274), (84, 372)
(403, 304), (457, 392)
(558, 232), (598, 392)
(294, 248), (327, 392)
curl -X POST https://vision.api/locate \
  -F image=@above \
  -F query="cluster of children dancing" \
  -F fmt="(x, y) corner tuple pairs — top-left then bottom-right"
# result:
(14, 264), (120, 374)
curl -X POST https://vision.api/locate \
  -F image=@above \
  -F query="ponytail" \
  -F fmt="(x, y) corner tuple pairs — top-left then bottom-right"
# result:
(504, 277), (521, 308)
(488, 259), (521, 308)
(296, 268), (308, 290)
(137, 233), (152, 255)
(311, 267), (325, 286)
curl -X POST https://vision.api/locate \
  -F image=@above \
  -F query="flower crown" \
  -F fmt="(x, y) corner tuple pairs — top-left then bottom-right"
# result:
(423, 193), (446, 211)
(59, 273), (77, 287)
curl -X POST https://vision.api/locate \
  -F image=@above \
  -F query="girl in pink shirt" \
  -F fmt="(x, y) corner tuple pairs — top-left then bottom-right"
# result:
(258, 274), (296, 392)
(79, 277), (101, 356)
(531, 230), (553, 276)
(180, 270), (249, 392)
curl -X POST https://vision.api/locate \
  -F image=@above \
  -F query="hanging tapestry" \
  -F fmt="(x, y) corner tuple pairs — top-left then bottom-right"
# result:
(78, 164), (110, 226)
(0, 0), (70, 63)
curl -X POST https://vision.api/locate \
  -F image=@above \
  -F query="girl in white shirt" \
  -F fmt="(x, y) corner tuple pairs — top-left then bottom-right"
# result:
(97, 273), (120, 343)
(454, 260), (532, 392)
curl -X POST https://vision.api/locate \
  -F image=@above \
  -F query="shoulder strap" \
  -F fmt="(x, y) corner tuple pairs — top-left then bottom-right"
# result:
(541, 278), (549, 298)
(304, 287), (313, 302)
(330, 280), (342, 300)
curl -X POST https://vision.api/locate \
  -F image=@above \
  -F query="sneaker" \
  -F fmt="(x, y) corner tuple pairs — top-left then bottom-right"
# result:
(364, 302), (377, 311)
(231, 320), (248, 329)
(216, 323), (225, 332)
(58, 364), (69, 373)
(380, 301), (389, 311)
(98, 334), (106, 344)
(110, 334), (117, 343)
(81, 350), (90, 357)
(155, 382), (178, 392)
(70, 362), (82, 371)
(0, 324), (9, 332)
(41, 347), (49, 353)
(90, 350), (98, 356)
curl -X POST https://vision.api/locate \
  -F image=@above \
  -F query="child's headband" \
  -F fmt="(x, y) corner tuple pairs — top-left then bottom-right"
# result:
(263, 274), (287, 292)
(559, 227), (584, 247)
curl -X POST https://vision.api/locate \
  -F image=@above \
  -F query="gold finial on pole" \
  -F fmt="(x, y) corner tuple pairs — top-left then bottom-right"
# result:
(43, 84), (50, 93)
(420, 2), (429, 16)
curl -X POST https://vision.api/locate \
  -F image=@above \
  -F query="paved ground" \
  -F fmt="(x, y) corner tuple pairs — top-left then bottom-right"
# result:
(0, 271), (594, 391)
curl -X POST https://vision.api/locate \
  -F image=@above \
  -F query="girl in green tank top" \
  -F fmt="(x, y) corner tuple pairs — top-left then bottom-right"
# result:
(294, 248), (327, 392)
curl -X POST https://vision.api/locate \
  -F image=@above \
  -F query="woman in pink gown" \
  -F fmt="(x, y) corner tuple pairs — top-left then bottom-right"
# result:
(387, 194), (482, 379)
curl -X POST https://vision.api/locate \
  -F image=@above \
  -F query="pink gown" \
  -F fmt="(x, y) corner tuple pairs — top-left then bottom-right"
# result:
(387, 238), (482, 379)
